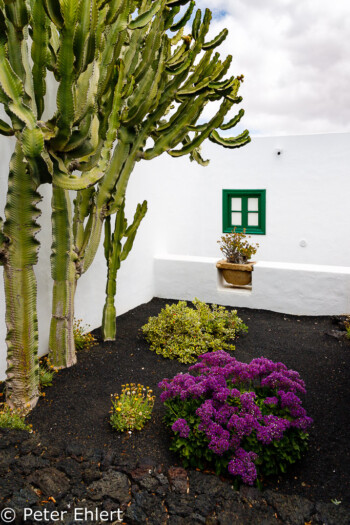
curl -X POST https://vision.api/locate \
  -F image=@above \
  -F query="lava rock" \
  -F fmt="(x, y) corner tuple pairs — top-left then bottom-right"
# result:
(265, 491), (315, 524)
(87, 469), (130, 505)
(167, 466), (189, 494)
(29, 467), (70, 499)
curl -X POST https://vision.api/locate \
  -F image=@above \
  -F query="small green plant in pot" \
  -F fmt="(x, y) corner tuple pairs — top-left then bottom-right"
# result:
(142, 299), (247, 364)
(217, 229), (259, 286)
(110, 383), (155, 432)
(218, 228), (259, 264)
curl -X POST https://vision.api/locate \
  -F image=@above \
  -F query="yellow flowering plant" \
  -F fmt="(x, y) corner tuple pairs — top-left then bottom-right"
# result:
(39, 356), (58, 388)
(110, 383), (155, 432)
(73, 319), (97, 351)
(0, 403), (32, 431)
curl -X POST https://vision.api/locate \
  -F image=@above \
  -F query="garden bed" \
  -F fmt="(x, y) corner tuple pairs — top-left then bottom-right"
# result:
(1, 298), (349, 523)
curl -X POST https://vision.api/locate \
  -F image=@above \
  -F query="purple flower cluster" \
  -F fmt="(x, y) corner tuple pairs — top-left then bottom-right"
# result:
(228, 448), (258, 485)
(171, 418), (190, 438)
(159, 351), (313, 485)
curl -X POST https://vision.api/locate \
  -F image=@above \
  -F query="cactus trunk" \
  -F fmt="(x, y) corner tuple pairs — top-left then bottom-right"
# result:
(102, 298), (117, 341)
(48, 186), (77, 368)
(3, 144), (41, 410)
(102, 200), (147, 341)
(101, 216), (118, 341)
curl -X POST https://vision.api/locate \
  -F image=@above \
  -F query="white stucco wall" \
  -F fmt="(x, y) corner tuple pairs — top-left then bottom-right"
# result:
(144, 132), (350, 266)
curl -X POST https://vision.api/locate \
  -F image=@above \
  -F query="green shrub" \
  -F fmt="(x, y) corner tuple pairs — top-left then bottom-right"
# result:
(73, 319), (97, 351)
(0, 404), (32, 431)
(110, 383), (155, 432)
(141, 299), (247, 363)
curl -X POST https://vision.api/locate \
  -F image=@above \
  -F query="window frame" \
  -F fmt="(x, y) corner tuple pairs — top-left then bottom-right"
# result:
(222, 189), (266, 235)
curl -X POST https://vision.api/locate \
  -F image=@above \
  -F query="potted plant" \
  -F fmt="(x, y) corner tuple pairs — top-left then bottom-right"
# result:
(216, 228), (259, 286)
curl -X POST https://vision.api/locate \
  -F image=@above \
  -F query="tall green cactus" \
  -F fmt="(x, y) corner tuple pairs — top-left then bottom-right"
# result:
(0, 0), (251, 407)
(47, 0), (251, 366)
(2, 144), (41, 410)
(102, 200), (147, 341)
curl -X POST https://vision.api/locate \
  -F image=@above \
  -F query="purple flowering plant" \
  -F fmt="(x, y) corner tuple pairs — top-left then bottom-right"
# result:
(159, 350), (312, 487)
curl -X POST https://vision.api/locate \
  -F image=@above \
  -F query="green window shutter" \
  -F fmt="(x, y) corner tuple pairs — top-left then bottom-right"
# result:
(222, 189), (266, 234)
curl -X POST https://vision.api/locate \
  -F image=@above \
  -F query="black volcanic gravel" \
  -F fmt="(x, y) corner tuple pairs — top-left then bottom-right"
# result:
(28, 297), (350, 506)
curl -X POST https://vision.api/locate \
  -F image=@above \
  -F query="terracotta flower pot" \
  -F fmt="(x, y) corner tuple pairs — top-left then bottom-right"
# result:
(216, 259), (255, 286)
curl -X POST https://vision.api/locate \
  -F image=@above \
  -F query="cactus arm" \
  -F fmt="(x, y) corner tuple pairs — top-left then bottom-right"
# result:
(51, 1), (80, 149)
(209, 129), (251, 149)
(0, 118), (14, 135)
(30, 0), (50, 119)
(80, 140), (131, 273)
(73, 187), (94, 253)
(101, 208), (124, 341)
(48, 185), (77, 368)
(191, 8), (201, 39)
(132, 7), (166, 82)
(43, 0), (64, 28)
(121, 200), (147, 260)
(164, 5), (180, 30)
(190, 148), (209, 167)
(3, 142), (41, 410)
(143, 94), (207, 159)
(123, 39), (167, 127)
(140, 8), (212, 140)
(170, 0), (194, 31)
(102, 199), (147, 341)
(202, 28), (228, 50)
(62, 112), (94, 152)
(129, 0), (161, 29)
(74, 62), (98, 123)
(74, 0), (97, 74)
(0, 42), (36, 128)
(51, 158), (105, 190)
(220, 108), (245, 130)
(168, 97), (235, 157)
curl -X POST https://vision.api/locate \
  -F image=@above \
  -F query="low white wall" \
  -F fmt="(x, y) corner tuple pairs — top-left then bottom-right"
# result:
(154, 255), (350, 315)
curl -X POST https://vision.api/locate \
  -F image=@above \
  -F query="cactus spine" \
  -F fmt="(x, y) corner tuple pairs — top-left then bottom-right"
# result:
(102, 200), (147, 341)
(0, 0), (251, 407)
